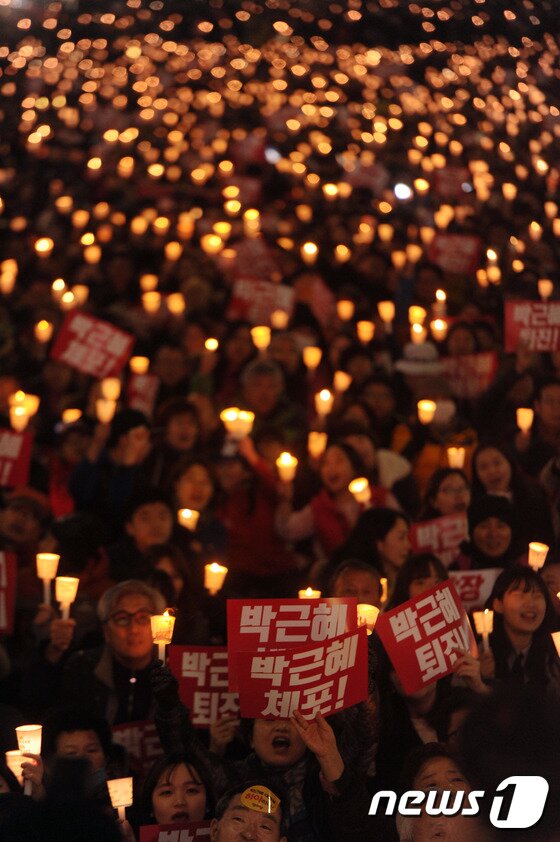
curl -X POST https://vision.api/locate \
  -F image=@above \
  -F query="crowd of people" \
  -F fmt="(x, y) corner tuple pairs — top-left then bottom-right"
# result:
(1, 0), (560, 839)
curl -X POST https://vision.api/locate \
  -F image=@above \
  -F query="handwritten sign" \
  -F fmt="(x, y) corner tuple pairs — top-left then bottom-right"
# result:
(375, 581), (476, 694)
(504, 300), (560, 352)
(51, 312), (134, 377)
(449, 568), (501, 611)
(167, 646), (239, 728)
(410, 513), (469, 568)
(0, 430), (32, 487)
(0, 552), (16, 634)
(237, 627), (368, 719)
(227, 598), (358, 691)
(139, 822), (212, 842)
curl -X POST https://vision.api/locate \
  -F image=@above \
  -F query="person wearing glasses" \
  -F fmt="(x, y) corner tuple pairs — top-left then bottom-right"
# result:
(21, 580), (165, 724)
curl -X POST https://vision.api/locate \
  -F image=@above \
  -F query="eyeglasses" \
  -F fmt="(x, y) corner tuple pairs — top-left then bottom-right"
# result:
(107, 610), (154, 627)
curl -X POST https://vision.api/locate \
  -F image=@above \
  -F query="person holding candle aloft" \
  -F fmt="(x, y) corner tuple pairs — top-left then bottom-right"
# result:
(484, 566), (560, 697)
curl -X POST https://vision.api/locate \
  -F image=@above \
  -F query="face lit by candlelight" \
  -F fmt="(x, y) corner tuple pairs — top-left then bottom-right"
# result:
(175, 463), (215, 511)
(493, 583), (546, 636)
(250, 719), (306, 769)
(319, 445), (357, 494)
(332, 568), (381, 606)
(472, 517), (511, 559)
(474, 447), (512, 494)
(152, 762), (207, 825)
(103, 593), (155, 669)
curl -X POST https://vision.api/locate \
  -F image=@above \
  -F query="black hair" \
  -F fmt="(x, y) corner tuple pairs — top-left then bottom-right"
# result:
(42, 708), (113, 759)
(385, 553), (448, 611)
(329, 558), (382, 596)
(123, 487), (174, 523)
(135, 752), (216, 826)
(471, 441), (521, 498)
(155, 397), (201, 434)
(329, 507), (410, 574)
(320, 440), (367, 482)
(535, 377), (560, 402)
(420, 467), (469, 519)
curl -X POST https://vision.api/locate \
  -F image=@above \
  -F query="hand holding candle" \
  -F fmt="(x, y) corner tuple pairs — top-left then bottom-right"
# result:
(55, 576), (79, 620)
(177, 508), (200, 531)
(314, 389), (334, 417)
(417, 399), (436, 425)
(36, 553), (60, 605)
(15, 726), (42, 796)
(447, 447), (465, 469)
(107, 777), (133, 822)
(150, 609), (175, 662)
(276, 452), (298, 482)
(473, 608), (494, 653)
(528, 542), (548, 572)
(348, 477), (371, 506)
(516, 407), (534, 434)
(357, 603), (380, 635)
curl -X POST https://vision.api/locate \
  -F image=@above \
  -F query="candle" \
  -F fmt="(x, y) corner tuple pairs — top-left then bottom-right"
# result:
(167, 293), (186, 315)
(538, 279), (553, 300)
(15, 725), (42, 795)
(357, 603), (380, 635)
(107, 777), (133, 822)
(430, 318), (448, 342)
(528, 542), (549, 572)
(271, 309), (289, 329)
(308, 431), (327, 459)
(348, 477), (371, 505)
(177, 508), (200, 531)
(96, 398), (117, 424)
(62, 408), (82, 424)
(447, 447), (465, 469)
(130, 356), (150, 375)
(417, 399), (436, 424)
(298, 587), (321, 599)
(139, 274), (158, 292)
(357, 320), (375, 344)
(333, 370), (352, 393)
(409, 305), (427, 325)
(36, 553), (60, 605)
(473, 608), (494, 652)
(336, 299), (354, 321)
(205, 338), (219, 352)
(204, 562), (228, 596)
(380, 577), (388, 604)
(5, 750), (25, 787)
(251, 326), (271, 353)
(516, 407), (534, 434)
(9, 392), (40, 416)
(552, 631), (560, 657)
(10, 406), (29, 432)
(100, 377), (121, 401)
(34, 320), (53, 343)
(300, 241), (318, 265)
(220, 407), (255, 440)
(302, 346), (322, 371)
(150, 610), (175, 662)
(314, 389), (334, 417)
(142, 291), (161, 314)
(410, 323), (428, 344)
(55, 576), (79, 620)
(276, 452), (298, 482)
(433, 289), (447, 316)
(377, 300), (395, 327)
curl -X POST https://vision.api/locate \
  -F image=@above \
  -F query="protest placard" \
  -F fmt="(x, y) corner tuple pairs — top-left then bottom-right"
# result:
(428, 233), (481, 275)
(441, 352), (498, 399)
(167, 646), (239, 728)
(51, 312), (134, 377)
(227, 279), (295, 325)
(0, 552), (16, 634)
(375, 580), (476, 694)
(449, 569), (501, 611)
(0, 430), (32, 487)
(127, 373), (160, 419)
(112, 720), (163, 777)
(410, 513), (469, 568)
(139, 822), (212, 842)
(227, 598), (358, 691)
(237, 627), (368, 719)
(504, 300), (560, 352)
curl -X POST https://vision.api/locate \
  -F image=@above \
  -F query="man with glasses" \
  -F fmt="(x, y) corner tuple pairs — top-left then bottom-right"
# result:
(22, 580), (165, 725)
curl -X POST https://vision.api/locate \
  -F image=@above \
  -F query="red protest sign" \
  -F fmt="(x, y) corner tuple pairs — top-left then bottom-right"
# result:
(0, 430), (32, 487)
(140, 822), (212, 842)
(51, 312), (134, 378)
(232, 238), (281, 282)
(227, 279), (295, 325)
(167, 646), (239, 728)
(375, 580), (476, 694)
(504, 300), (560, 352)
(227, 599), (358, 691)
(449, 568), (501, 611)
(410, 513), (468, 568)
(237, 627), (368, 720)
(433, 167), (470, 199)
(441, 352), (497, 399)
(127, 373), (160, 419)
(0, 552), (16, 634)
(112, 720), (163, 777)
(428, 233), (481, 275)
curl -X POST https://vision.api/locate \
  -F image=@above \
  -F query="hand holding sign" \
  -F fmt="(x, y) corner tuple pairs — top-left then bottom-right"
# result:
(291, 710), (344, 784)
(209, 715), (240, 756)
(451, 650), (490, 695)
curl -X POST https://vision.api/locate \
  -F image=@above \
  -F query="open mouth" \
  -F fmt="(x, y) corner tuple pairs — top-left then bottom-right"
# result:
(520, 611), (537, 621)
(171, 811), (190, 821)
(272, 736), (291, 751)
